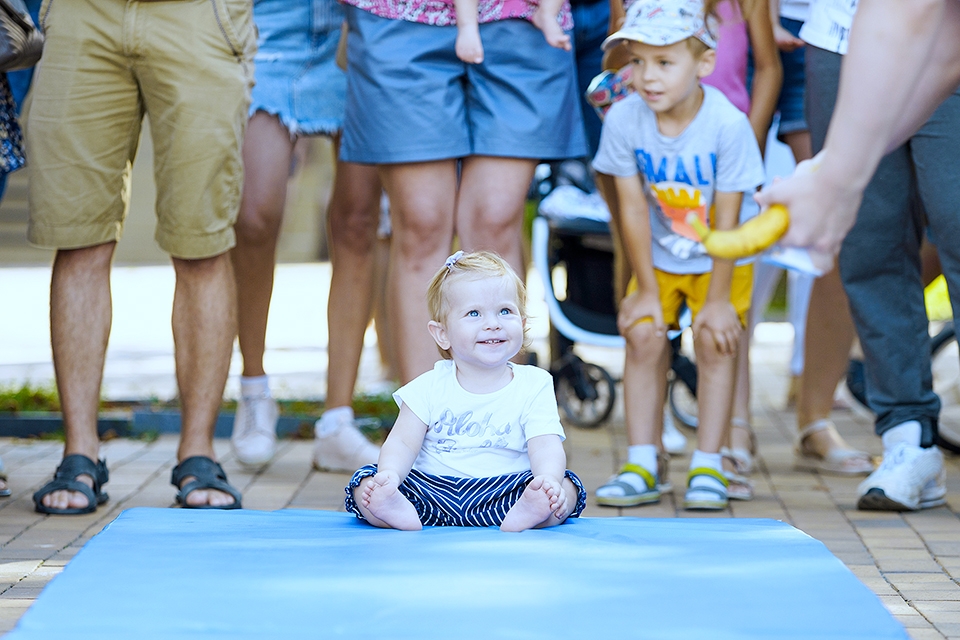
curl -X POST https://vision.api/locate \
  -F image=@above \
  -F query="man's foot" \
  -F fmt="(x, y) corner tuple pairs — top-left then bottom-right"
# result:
(171, 456), (242, 510)
(500, 477), (558, 532)
(531, 9), (571, 50)
(362, 478), (422, 530)
(230, 392), (279, 467)
(857, 442), (945, 511)
(455, 27), (484, 63)
(313, 411), (380, 473)
(33, 455), (109, 515)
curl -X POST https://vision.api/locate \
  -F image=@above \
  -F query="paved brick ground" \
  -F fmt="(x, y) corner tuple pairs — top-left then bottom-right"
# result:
(0, 399), (959, 638)
(0, 263), (957, 638)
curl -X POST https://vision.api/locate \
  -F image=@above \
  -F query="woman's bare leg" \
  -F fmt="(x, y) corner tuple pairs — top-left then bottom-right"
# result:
(378, 161), (458, 383)
(232, 112), (296, 378)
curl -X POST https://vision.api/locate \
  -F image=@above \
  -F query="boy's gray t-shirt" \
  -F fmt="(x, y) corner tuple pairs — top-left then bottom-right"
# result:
(592, 85), (765, 274)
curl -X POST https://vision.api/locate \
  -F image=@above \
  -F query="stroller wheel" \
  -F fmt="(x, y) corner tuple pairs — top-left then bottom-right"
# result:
(668, 373), (698, 430)
(555, 360), (616, 428)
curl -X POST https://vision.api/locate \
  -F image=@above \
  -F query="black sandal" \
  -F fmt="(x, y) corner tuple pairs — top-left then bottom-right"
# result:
(33, 454), (109, 515)
(170, 456), (242, 510)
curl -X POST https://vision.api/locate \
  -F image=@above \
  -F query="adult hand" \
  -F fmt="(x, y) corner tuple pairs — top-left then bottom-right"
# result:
(755, 153), (860, 272)
(773, 24), (805, 52)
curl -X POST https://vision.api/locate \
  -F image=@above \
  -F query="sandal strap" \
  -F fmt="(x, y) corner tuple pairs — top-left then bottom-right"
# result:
(686, 467), (729, 488)
(797, 419), (834, 444)
(171, 456), (242, 509)
(54, 454), (109, 491)
(620, 463), (657, 490)
(33, 454), (109, 514)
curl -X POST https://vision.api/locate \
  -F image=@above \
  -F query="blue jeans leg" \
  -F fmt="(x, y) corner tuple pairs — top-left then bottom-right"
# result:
(571, 0), (608, 160)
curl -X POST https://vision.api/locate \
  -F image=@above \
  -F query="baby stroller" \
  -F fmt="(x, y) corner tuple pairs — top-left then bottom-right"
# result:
(531, 163), (699, 434)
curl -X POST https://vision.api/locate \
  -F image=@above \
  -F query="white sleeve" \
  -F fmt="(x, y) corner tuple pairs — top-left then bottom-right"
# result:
(592, 101), (641, 178)
(519, 369), (566, 442)
(392, 368), (437, 426)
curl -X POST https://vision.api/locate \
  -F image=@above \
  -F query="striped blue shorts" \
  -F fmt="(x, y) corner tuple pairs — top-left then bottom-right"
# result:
(345, 465), (587, 527)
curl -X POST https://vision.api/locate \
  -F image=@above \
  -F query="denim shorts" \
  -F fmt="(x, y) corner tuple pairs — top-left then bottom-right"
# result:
(250, 0), (346, 136)
(775, 17), (807, 139)
(340, 7), (587, 164)
(345, 465), (587, 527)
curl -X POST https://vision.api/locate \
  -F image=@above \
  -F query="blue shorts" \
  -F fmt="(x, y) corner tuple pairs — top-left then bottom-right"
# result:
(249, 0), (346, 136)
(340, 8), (587, 164)
(345, 465), (587, 527)
(775, 17), (807, 139)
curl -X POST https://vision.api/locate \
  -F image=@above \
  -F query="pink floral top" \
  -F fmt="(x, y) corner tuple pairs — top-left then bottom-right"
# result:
(342, 0), (574, 31)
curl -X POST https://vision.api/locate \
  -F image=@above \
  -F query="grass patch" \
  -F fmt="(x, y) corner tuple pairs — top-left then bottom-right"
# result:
(0, 384), (60, 413)
(0, 384), (398, 443)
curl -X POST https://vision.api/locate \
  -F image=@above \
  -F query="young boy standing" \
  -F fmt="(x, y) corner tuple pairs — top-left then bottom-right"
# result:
(592, 0), (765, 510)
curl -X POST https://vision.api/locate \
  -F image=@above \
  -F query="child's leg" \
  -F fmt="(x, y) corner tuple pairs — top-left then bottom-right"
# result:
(624, 323), (671, 450)
(353, 476), (422, 531)
(531, 0), (571, 50)
(683, 330), (738, 509)
(454, 0), (484, 63)
(685, 269), (751, 510)
(596, 322), (670, 506)
(694, 330), (738, 456)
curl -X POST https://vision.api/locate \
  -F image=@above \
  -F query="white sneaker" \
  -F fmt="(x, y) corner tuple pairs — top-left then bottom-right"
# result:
(313, 412), (380, 473)
(856, 442), (946, 511)
(230, 393), (279, 467)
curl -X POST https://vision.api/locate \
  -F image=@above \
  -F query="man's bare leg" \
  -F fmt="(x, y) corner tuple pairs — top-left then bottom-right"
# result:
(40, 243), (115, 511)
(173, 252), (238, 507)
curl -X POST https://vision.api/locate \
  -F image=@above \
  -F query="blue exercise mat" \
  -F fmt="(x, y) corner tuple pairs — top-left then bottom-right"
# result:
(9, 509), (907, 640)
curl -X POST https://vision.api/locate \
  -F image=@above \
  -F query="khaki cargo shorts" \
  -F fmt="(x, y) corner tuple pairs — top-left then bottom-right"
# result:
(26, 0), (256, 259)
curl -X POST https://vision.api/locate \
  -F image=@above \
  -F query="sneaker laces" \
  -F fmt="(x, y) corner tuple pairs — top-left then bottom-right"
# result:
(236, 393), (275, 439)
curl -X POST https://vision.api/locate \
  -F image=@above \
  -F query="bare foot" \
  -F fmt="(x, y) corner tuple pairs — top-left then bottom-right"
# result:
(41, 475), (94, 511)
(456, 25), (484, 63)
(179, 478), (237, 508)
(362, 476), (422, 530)
(500, 476), (559, 532)
(531, 10), (570, 51)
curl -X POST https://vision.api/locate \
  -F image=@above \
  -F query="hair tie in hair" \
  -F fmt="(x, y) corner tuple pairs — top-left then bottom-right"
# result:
(444, 250), (464, 270)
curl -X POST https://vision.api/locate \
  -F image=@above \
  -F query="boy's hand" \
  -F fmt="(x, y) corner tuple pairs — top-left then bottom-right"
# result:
(617, 290), (665, 338)
(693, 301), (741, 356)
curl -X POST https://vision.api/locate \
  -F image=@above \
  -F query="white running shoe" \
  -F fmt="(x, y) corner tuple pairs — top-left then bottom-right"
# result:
(856, 442), (946, 511)
(230, 393), (279, 467)
(313, 411), (380, 473)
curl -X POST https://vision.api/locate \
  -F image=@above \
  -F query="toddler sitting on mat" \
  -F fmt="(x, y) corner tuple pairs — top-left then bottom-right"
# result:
(345, 251), (585, 531)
